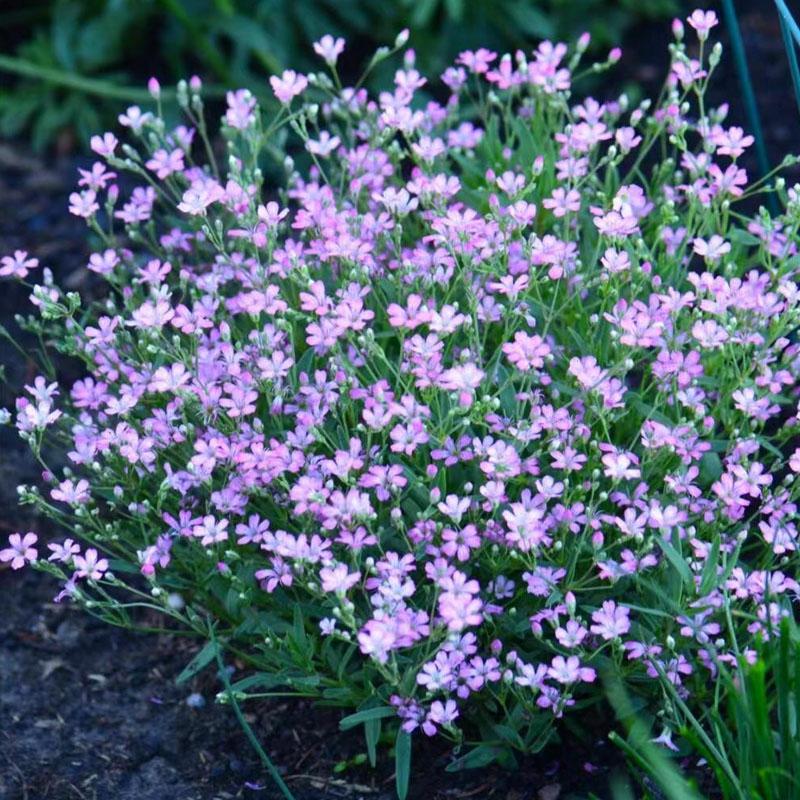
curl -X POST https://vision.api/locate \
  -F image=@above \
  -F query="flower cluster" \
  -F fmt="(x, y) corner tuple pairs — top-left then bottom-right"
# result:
(3, 10), (800, 761)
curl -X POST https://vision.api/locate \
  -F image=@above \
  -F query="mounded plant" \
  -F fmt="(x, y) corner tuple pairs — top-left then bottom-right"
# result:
(2, 9), (800, 793)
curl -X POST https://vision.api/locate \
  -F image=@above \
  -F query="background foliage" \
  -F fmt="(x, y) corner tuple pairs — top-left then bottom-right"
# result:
(0, 0), (677, 150)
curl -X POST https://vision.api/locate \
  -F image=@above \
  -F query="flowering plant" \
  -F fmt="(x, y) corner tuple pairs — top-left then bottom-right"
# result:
(3, 9), (800, 785)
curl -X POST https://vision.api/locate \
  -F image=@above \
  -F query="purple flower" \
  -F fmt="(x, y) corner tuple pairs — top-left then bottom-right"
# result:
(0, 532), (38, 569)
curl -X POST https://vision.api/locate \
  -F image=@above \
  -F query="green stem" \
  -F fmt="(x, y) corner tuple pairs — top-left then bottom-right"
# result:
(720, 0), (776, 213)
(210, 624), (297, 800)
(0, 53), (229, 102)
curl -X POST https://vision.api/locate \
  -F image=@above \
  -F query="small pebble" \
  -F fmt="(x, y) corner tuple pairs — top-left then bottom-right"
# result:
(185, 692), (205, 708)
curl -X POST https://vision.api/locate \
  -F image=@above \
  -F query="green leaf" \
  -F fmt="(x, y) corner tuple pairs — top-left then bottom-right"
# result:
(699, 535), (720, 596)
(728, 227), (762, 247)
(445, 744), (503, 772)
(175, 639), (219, 685)
(339, 705), (395, 730)
(292, 604), (309, 653)
(656, 535), (692, 587)
(365, 717), (381, 767)
(292, 345), (315, 379)
(698, 451), (723, 486)
(394, 729), (412, 800)
(229, 672), (287, 693)
(492, 722), (524, 750)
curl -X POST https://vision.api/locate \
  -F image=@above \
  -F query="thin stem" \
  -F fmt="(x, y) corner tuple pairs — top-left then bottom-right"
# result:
(0, 53), (230, 102)
(210, 624), (297, 800)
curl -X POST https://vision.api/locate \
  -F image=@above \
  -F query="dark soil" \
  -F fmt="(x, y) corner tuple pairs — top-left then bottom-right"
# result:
(2, 2), (799, 797)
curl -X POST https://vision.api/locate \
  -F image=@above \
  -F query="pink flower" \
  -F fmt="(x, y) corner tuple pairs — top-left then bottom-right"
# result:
(390, 419), (429, 455)
(590, 601), (631, 640)
(306, 131), (341, 157)
(51, 479), (90, 506)
(73, 548), (109, 580)
(225, 89), (257, 130)
(178, 185), (219, 216)
(358, 618), (397, 663)
(270, 70), (308, 104)
(69, 190), (99, 218)
(439, 364), (485, 407)
(90, 132), (118, 157)
(423, 699), (459, 736)
(548, 655), (596, 684)
(47, 538), (80, 562)
(457, 48), (497, 74)
(601, 451), (640, 481)
(0, 532), (38, 569)
(502, 332), (551, 371)
(192, 516), (229, 546)
(542, 187), (581, 217)
(0, 250), (39, 279)
(319, 563), (361, 593)
(87, 249), (119, 275)
(693, 235), (730, 262)
(555, 620), (588, 648)
(118, 105), (151, 131)
(256, 558), (293, 593)
(145, 148), (185, 179)
(687, 9), (718, 40)
(313, 35), (345, 66)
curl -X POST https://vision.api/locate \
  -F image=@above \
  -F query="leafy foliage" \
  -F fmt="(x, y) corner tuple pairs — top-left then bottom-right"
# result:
(0, 0), (677, 148)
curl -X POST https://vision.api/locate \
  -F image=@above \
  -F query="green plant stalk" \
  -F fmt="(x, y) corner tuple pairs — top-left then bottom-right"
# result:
(775, 0), (800, 115)
(720, 0), (774, 211)
(210, 624), (297, 800)
(0, 54), (230, 102)
(604, 669), (703, 800)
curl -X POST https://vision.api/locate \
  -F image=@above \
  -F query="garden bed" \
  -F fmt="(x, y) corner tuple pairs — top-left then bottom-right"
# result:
(2, 2), (800, 798)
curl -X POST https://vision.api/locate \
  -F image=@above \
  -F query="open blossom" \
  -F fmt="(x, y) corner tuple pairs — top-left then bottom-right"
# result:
(270, 70), (308, 103)
(590, 601), (631, 640)
(225, 89), (257, 129)
(423, 699), (459, 736)
(687, 9), (718, 40)
(0, 533), (38, 569)
(69, 189), (99, 218)
(1, 250), (39, 279)
(439, 364), (485, 407)
(73, 548), (109, 580)
(51, 479), (90, 506)
(306, 131), (341, 157)
(313, 35), (345, 66)
(192, 516), (229, 546)
(439, 589), (483, 632)
(319, 563), (361, 593)
(119, 105), (152, 131)
(693, 235), (730, 262)
(90, 132), (118, 157)
(178, 185), (219, 215)
(48, 538), (81, 562)
(457, 48), (497, 74)
(601, 451), (640, 481)
(543, 187), (580, 217)
(145, 148), (185, 179)
(548, 655), (596, 685)
(503, 332), (551, 371)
